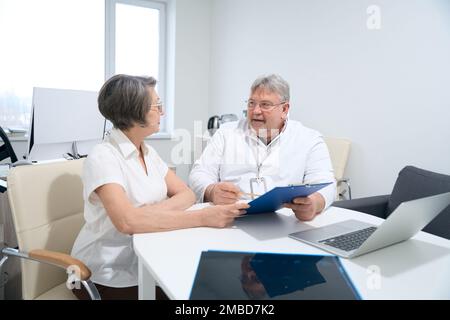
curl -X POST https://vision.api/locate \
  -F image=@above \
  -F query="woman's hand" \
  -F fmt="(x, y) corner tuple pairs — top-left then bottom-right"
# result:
(201, 202), (250, 228)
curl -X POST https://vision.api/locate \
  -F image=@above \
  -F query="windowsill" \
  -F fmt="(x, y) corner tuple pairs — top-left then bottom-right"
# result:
(6, 134), (28, 142)
(6, 131), (173, 142)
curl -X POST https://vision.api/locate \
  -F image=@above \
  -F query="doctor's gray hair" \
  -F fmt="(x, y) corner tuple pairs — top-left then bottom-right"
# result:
(250, 74), (290, 102)
(98, 74), (157, 130)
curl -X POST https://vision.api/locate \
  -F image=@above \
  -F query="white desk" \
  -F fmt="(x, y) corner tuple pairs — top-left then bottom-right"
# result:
(134, 205), (450, 300)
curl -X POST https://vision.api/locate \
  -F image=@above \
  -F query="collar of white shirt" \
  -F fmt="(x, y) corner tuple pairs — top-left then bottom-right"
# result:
(108, 128), (149, 159)
(243, 117), (289, 147)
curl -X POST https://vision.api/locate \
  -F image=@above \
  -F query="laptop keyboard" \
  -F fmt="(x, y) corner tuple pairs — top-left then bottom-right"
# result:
(319, 227), (377, 252)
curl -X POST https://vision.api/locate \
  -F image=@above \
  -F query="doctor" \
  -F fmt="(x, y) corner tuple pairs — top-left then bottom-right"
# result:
(189, 74), (336, 221)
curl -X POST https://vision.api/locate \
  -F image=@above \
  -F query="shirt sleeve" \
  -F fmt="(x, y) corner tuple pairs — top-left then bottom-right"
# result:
(82, 145), (126, 206)
(303, 135), (337, 211)
(189, 131), (224, 202)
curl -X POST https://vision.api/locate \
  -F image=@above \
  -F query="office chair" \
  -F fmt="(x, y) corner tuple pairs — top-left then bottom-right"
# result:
(323, 137), (352, 200)
(0, 126), (18, 164)
(333, 166), (450, 240)
(0, 126), (18, 193)
(0, 159), (100, 299)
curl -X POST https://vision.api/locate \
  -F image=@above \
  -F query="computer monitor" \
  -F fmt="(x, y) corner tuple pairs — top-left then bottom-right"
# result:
(26, 87), (107, 161)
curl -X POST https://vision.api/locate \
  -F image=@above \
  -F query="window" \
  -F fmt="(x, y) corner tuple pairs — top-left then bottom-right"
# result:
(0, 0), (169, 136)
(106, 0), (168, 134)
(0, 0), (104, 129)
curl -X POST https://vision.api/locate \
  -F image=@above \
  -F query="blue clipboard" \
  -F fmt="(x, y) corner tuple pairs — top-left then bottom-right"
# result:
(245, 182), (333, 215)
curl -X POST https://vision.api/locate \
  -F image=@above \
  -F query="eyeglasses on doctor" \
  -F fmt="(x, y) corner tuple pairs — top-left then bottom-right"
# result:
(246, 99), (287, 111)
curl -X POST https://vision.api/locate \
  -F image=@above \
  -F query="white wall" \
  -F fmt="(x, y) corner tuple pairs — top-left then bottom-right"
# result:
(150, 0), (212, 181)
(209, 0), (450, 197)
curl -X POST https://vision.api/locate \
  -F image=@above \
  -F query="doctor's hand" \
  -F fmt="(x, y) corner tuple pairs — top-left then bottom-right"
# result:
(200, 202), (249, 228)
(283, 192), (325, 221)
(205, 182), (241, 205)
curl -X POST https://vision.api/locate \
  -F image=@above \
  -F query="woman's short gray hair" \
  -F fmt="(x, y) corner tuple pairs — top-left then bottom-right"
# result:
(250, 74), (290, 102)
(98, 74), (157, 130)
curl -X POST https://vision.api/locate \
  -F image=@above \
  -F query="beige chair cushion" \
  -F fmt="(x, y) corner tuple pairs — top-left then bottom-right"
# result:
(323, 137), (351, 181)
(323, 137), (351, 200)
(19, 212), (85, 300)
(35, 282), (77, 300)
(7, 159), (85, 300)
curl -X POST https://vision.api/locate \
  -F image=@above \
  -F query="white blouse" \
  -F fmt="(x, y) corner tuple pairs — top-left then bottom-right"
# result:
(71, 128), (168, 287)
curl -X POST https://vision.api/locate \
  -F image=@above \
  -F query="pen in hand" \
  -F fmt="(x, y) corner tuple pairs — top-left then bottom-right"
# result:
(238, 192), (261, 199)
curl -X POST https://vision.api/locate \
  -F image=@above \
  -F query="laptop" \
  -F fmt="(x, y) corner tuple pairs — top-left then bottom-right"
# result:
(289, 192), (450, 258)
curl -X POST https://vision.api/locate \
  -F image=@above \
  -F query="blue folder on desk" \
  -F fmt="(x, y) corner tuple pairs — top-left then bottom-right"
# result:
(245, 182), (333, 215)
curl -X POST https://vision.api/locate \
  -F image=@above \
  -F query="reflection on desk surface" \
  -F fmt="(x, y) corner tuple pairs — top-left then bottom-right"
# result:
(190, 251), (360, 300)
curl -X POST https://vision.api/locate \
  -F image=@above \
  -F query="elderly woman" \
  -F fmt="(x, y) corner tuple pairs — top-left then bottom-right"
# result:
(71, 74), (248, 300)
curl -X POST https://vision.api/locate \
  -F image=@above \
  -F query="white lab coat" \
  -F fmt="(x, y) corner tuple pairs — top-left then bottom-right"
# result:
(189, 119), (337, 210)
